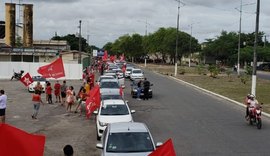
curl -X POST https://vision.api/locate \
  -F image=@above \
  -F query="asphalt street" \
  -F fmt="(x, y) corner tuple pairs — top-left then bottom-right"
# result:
(2, 68), (270, 156)
(126, 68), (270, 156)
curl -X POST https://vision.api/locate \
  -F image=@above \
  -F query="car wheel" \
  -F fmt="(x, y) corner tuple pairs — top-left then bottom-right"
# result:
(96, 126), (101, 141)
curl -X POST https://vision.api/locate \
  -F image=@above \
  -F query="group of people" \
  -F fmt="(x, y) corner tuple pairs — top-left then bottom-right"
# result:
(32, 80), (81, 119)
(136, 78), (151, 100)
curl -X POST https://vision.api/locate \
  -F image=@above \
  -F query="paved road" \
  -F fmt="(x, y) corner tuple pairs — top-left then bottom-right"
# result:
(125, 69), (270, 155)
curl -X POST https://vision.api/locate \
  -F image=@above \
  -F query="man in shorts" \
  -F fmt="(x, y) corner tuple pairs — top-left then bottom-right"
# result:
(61, 81), (67, 106)
(0, 90), (7, 123)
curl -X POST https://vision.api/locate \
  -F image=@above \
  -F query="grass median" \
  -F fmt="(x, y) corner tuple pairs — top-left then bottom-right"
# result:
(139, 63), (270, 114)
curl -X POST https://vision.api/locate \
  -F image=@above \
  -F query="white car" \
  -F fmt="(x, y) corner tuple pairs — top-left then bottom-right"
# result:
(94, 99), (135, 140)
(28, 76), (46, 92)
(99, 79), (122, 96)
(130, 68), (144, 81)
(97, 75), (116, 86)
(96, 122), (162, 155)
(125, 67), (133, 78)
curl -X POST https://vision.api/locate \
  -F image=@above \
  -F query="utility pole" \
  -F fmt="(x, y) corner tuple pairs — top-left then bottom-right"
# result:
(189, 24), (192, 67)
(78, 20), (82, 64)
(237, 0), (243, 76)
(251, 0), (260, 96)
(174, 0), (181, 77)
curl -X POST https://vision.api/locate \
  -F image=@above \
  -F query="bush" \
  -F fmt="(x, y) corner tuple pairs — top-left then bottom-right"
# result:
(197, 64), (206, 75)
(179, 68), (185, 75)
(208, 65), (219, 78)
(245, 66), (252, 75)
(240, 74), (249, 84)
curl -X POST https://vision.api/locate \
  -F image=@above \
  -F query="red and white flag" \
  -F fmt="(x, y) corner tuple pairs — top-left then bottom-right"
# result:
(20, 72), (33, 87)
(148, 138), (176, 156)
(0, 123), (46, 156)
(85, 85), (100, 119)
(37, 57), (65, 79)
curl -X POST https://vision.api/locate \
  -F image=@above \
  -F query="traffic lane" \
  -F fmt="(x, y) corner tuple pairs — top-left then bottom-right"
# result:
(1, 80), (100, 156)
(126, 71), (270, 155)
(257, 71), (270, 80)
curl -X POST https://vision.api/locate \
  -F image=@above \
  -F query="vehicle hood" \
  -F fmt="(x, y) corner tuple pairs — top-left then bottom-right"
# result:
(99, 115), (133, 123)
(103, 152), (152, 156)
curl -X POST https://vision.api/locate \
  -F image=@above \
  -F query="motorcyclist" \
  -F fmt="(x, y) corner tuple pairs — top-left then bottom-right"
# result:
(246, 94), (259, 119)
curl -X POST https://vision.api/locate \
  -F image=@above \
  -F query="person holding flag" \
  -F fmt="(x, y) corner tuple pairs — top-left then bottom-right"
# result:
(31, 90), (44, 119)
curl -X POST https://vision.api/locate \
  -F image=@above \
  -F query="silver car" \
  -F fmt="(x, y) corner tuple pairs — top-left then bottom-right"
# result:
(96, 122), (162, 156)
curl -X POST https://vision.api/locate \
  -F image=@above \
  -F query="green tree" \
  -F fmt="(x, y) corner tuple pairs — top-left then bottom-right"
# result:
(51, 34), (90, 52)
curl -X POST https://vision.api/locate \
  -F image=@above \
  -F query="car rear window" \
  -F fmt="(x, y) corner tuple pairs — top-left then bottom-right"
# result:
(106, 132), (154, 153)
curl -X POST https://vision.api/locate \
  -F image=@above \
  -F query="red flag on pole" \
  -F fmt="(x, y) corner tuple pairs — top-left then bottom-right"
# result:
(148, 138), (176, 156)
(20, 72), (34, 87)
(0, 123), (46, 156)
(85, 85), (100, 118)
(37, 57), (65, 79)
(102, 50), (108, 61)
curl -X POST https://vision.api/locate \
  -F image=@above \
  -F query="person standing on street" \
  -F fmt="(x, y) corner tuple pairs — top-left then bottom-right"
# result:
(46, 82), (53, 104)
(143, 78), (150, 100)
(54, 80), (61, 103)
(0, 90), (7, 123)
(61, 81), (67, 106)
(136, 80), (142, 100)
(32, 90), (44, 119)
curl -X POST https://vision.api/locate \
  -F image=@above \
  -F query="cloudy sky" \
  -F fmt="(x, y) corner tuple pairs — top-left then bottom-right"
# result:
(1, 0), (269, 48)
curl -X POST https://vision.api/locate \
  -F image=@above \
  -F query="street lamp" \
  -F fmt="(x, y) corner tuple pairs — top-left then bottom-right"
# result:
(251, 0), (260, 96)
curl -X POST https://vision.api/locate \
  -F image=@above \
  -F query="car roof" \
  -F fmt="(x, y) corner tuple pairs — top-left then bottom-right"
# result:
(132, 68), (141, 71)
(102, 99), (125, 106)
(108, 122), (149, 133)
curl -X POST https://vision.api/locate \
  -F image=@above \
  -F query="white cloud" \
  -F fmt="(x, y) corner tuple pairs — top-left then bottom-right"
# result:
(1, 0), (269, 48)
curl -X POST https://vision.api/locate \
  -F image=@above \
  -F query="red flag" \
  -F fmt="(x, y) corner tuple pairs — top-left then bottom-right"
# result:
(20, 72), (33, 87)
(148, 139), (176, 156)
(120, 53), (125, 61)
(85, 85), (100, 118)
(102, 50), (108, 61)
(0, 123), (45, 156)
(110, 55), (115, 62)
(37, 57), (65, 79)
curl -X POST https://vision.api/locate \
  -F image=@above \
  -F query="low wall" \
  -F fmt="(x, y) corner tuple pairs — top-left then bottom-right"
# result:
(0, 62), (82, 80)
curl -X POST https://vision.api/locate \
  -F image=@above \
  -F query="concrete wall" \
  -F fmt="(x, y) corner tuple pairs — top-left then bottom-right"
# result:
(0, 62), (82, 80)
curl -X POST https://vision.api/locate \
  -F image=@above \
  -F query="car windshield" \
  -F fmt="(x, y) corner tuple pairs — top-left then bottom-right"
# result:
(133, 70), (142, 74)
(101, 94), (122, 100)
(127, 68), (132, 71)
(100, 82), (119, 89)
(106, 132), (154, 152)
(100, 105), (129, 115)
(32, 76), (46, 81)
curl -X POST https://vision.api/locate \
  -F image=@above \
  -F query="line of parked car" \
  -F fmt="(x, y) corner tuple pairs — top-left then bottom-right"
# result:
(95, 60), (161, 155)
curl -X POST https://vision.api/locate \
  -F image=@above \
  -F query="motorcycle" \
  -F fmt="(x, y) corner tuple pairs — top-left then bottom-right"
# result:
(247, 104), (262, 129)
(10, 70), (24, 80)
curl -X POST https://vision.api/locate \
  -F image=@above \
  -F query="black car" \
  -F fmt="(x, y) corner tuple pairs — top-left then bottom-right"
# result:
(130, 80), (153, 98)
